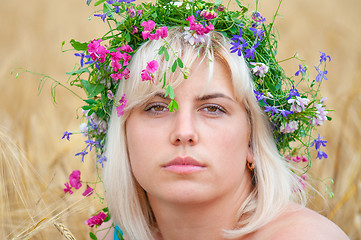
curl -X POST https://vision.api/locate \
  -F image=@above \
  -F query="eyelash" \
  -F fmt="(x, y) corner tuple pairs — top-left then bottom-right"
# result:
(199, 104), (227, 115)
(144, 102), (169, 114)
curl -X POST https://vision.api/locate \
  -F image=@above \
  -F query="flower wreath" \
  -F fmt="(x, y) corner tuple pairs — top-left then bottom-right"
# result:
(32, 0), (332, 238)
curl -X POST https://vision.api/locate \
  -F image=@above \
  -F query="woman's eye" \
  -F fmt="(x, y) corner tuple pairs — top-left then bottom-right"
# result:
(144, 103), (169, 113)
(201, 104), (227, 115)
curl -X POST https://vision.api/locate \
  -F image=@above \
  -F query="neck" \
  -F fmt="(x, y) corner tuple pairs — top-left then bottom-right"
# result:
(149, 184), (252, 240)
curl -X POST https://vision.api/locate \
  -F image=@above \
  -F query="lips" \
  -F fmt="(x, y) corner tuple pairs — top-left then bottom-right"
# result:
(162, 156), (206, 174)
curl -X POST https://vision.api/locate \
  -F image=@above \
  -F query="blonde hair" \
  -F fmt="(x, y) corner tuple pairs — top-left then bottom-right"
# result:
(103, 27), (305, 239)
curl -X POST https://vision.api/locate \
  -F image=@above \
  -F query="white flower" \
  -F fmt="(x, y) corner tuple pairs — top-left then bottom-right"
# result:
(288, 96), (310, 113)
(310, 104), (328, 126)
(183, 27), (207, 45)
(250, 62), (269, 77)
(280, 120), (299, 133)
(79, 123), (88, 137)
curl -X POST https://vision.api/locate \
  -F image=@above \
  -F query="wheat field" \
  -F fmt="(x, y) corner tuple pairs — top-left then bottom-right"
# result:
(1, 0), (360, 239)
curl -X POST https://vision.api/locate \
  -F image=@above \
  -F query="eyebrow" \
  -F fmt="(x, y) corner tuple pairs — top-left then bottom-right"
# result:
(196, 93), (235, 102)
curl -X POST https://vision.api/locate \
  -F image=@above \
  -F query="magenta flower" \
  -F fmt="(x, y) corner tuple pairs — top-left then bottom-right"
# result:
(141, 19), (155, 31)
(64, 182), (73, 194)
(120, 44), (133, 53)
(82, 185), (94, 197)
(132, 26), (139, 34)
(69, 170), (82, 189)
(141, 69), (152, 81)
(87, 39), (109, 63)
(146, 60), (159, 73)
(85, 212), (108, 227)
(116, 94), (127, 117)
(156, 26), (168, 39)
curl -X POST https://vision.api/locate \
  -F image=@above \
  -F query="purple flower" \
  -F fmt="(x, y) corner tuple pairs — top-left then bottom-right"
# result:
(316, 150), (328, 160)
(295, 64), (306, 76)
(315, 66), (328, 82)
(252, 11), (266, 23)
(62, 131), (72, 141)
(249, 27), (265, 41)
(94, 13), (111, 22)
(75, 150), (88, 162)
(244, 42), (259, 59)
(97, 154), (107, 166)
(231, 28), (244, 42)
(286, 86), (300, 100)
(86, 0), (92, 5)
(74, 52), (92, 67)
(310, 134), (327, 150)
(230, 40), (247, 56)
(253, 90), (266, 104)
(264, 105), (279, 116)
(278, 109), (293, 119)
(319, 51), (331, 63)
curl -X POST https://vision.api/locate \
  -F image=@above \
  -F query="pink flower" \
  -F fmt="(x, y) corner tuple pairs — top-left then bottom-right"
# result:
(142, 31), (151, 40)
(132, 26), (139, 34)
(122, 68), (130, 79)
(141, 20), (155, 31)
(116, 94), (127, 117)
(64, 182), (73, 194)
(280, 120), (299, 133)
(146, 60), (159, 73)
(82, 185), (94, 197)
(310, 104), (328, 126)
(120, 44), (133, 53)
(87, 39), (109, 63)
(250, 62), (269, 77)
(156, 26), (168, 38)
(85, 212), (108, 227)
(141, 69), (152, 81)
(69, 170), (82, 190)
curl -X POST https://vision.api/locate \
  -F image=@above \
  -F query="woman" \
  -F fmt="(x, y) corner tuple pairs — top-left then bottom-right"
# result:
(101, 28), (349, 240)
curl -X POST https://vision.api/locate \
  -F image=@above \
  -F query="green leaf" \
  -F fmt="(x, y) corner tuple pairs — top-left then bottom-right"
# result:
(81, 79), (105, 98)
(171, 60), (177, 72)
(84, 99), (97, 105)
(70, 39), (88, 51)
(116, 229), (124, 240)
(164, 48), (169, 61)
(158, 46), (165, 55)
(165, 85), (175, 99)
(94, 0), (107, 7)
(66, 68), (90, 76)
(104, 214), (111, 222)
(126, 32), (131, 42)
(89, 232), (97, 240)
(168, 99), (179, 112)
(82, 105), (92, 110)
(177, 58), (184, 68)
(152, 12), (157, 19)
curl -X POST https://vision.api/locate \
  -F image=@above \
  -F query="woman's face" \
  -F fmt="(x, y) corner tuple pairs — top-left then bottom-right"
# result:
(126, 60), (253, 206)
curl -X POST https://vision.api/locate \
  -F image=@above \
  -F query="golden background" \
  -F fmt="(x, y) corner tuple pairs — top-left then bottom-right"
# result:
(1, 0), (360, 239)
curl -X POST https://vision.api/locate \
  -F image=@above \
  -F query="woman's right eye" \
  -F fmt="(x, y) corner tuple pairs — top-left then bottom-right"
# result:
(144, 103), (169, 114)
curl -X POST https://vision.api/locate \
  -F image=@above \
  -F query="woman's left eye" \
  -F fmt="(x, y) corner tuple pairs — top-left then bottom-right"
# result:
(200, 104), (227, 115)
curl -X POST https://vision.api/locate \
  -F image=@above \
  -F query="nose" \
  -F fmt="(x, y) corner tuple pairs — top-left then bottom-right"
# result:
(170, 109), (198, 146)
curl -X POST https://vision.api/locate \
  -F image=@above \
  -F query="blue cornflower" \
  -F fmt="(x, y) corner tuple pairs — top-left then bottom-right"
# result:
(85, 139), (95, 151)
(295, 64), (307, 76)
(62, 131), (72, 141)
(278, 109), (293, 119)
(89, 119), (98, 130)
(244, 42), (259, 59)
(310, 134), (327, 150)
(74, 52), (91, 67)
(86, 0), (92, 5)
(315, 66), (328, 82)
(249, 27), (265, 41)
(264, 105), (279, 116)
(319, 52), (331, 63)
(230, 40), (247, 56)
(75, 150), (89, 162)
(316, 150), (328, 160)
(286, 86), (300, 100)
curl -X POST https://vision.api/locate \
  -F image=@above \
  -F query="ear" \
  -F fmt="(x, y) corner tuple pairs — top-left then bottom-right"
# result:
(246, 144), (254, 164)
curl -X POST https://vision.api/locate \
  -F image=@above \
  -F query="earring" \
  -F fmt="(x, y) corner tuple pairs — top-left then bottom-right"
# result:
(247, 162), (255, 171)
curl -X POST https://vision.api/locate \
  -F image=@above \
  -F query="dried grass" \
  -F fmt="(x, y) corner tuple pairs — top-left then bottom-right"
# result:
(1, 0), (360, 239)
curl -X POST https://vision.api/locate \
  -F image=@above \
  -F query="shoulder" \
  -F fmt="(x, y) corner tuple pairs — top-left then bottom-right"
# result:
(251, 203), (349, 240)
